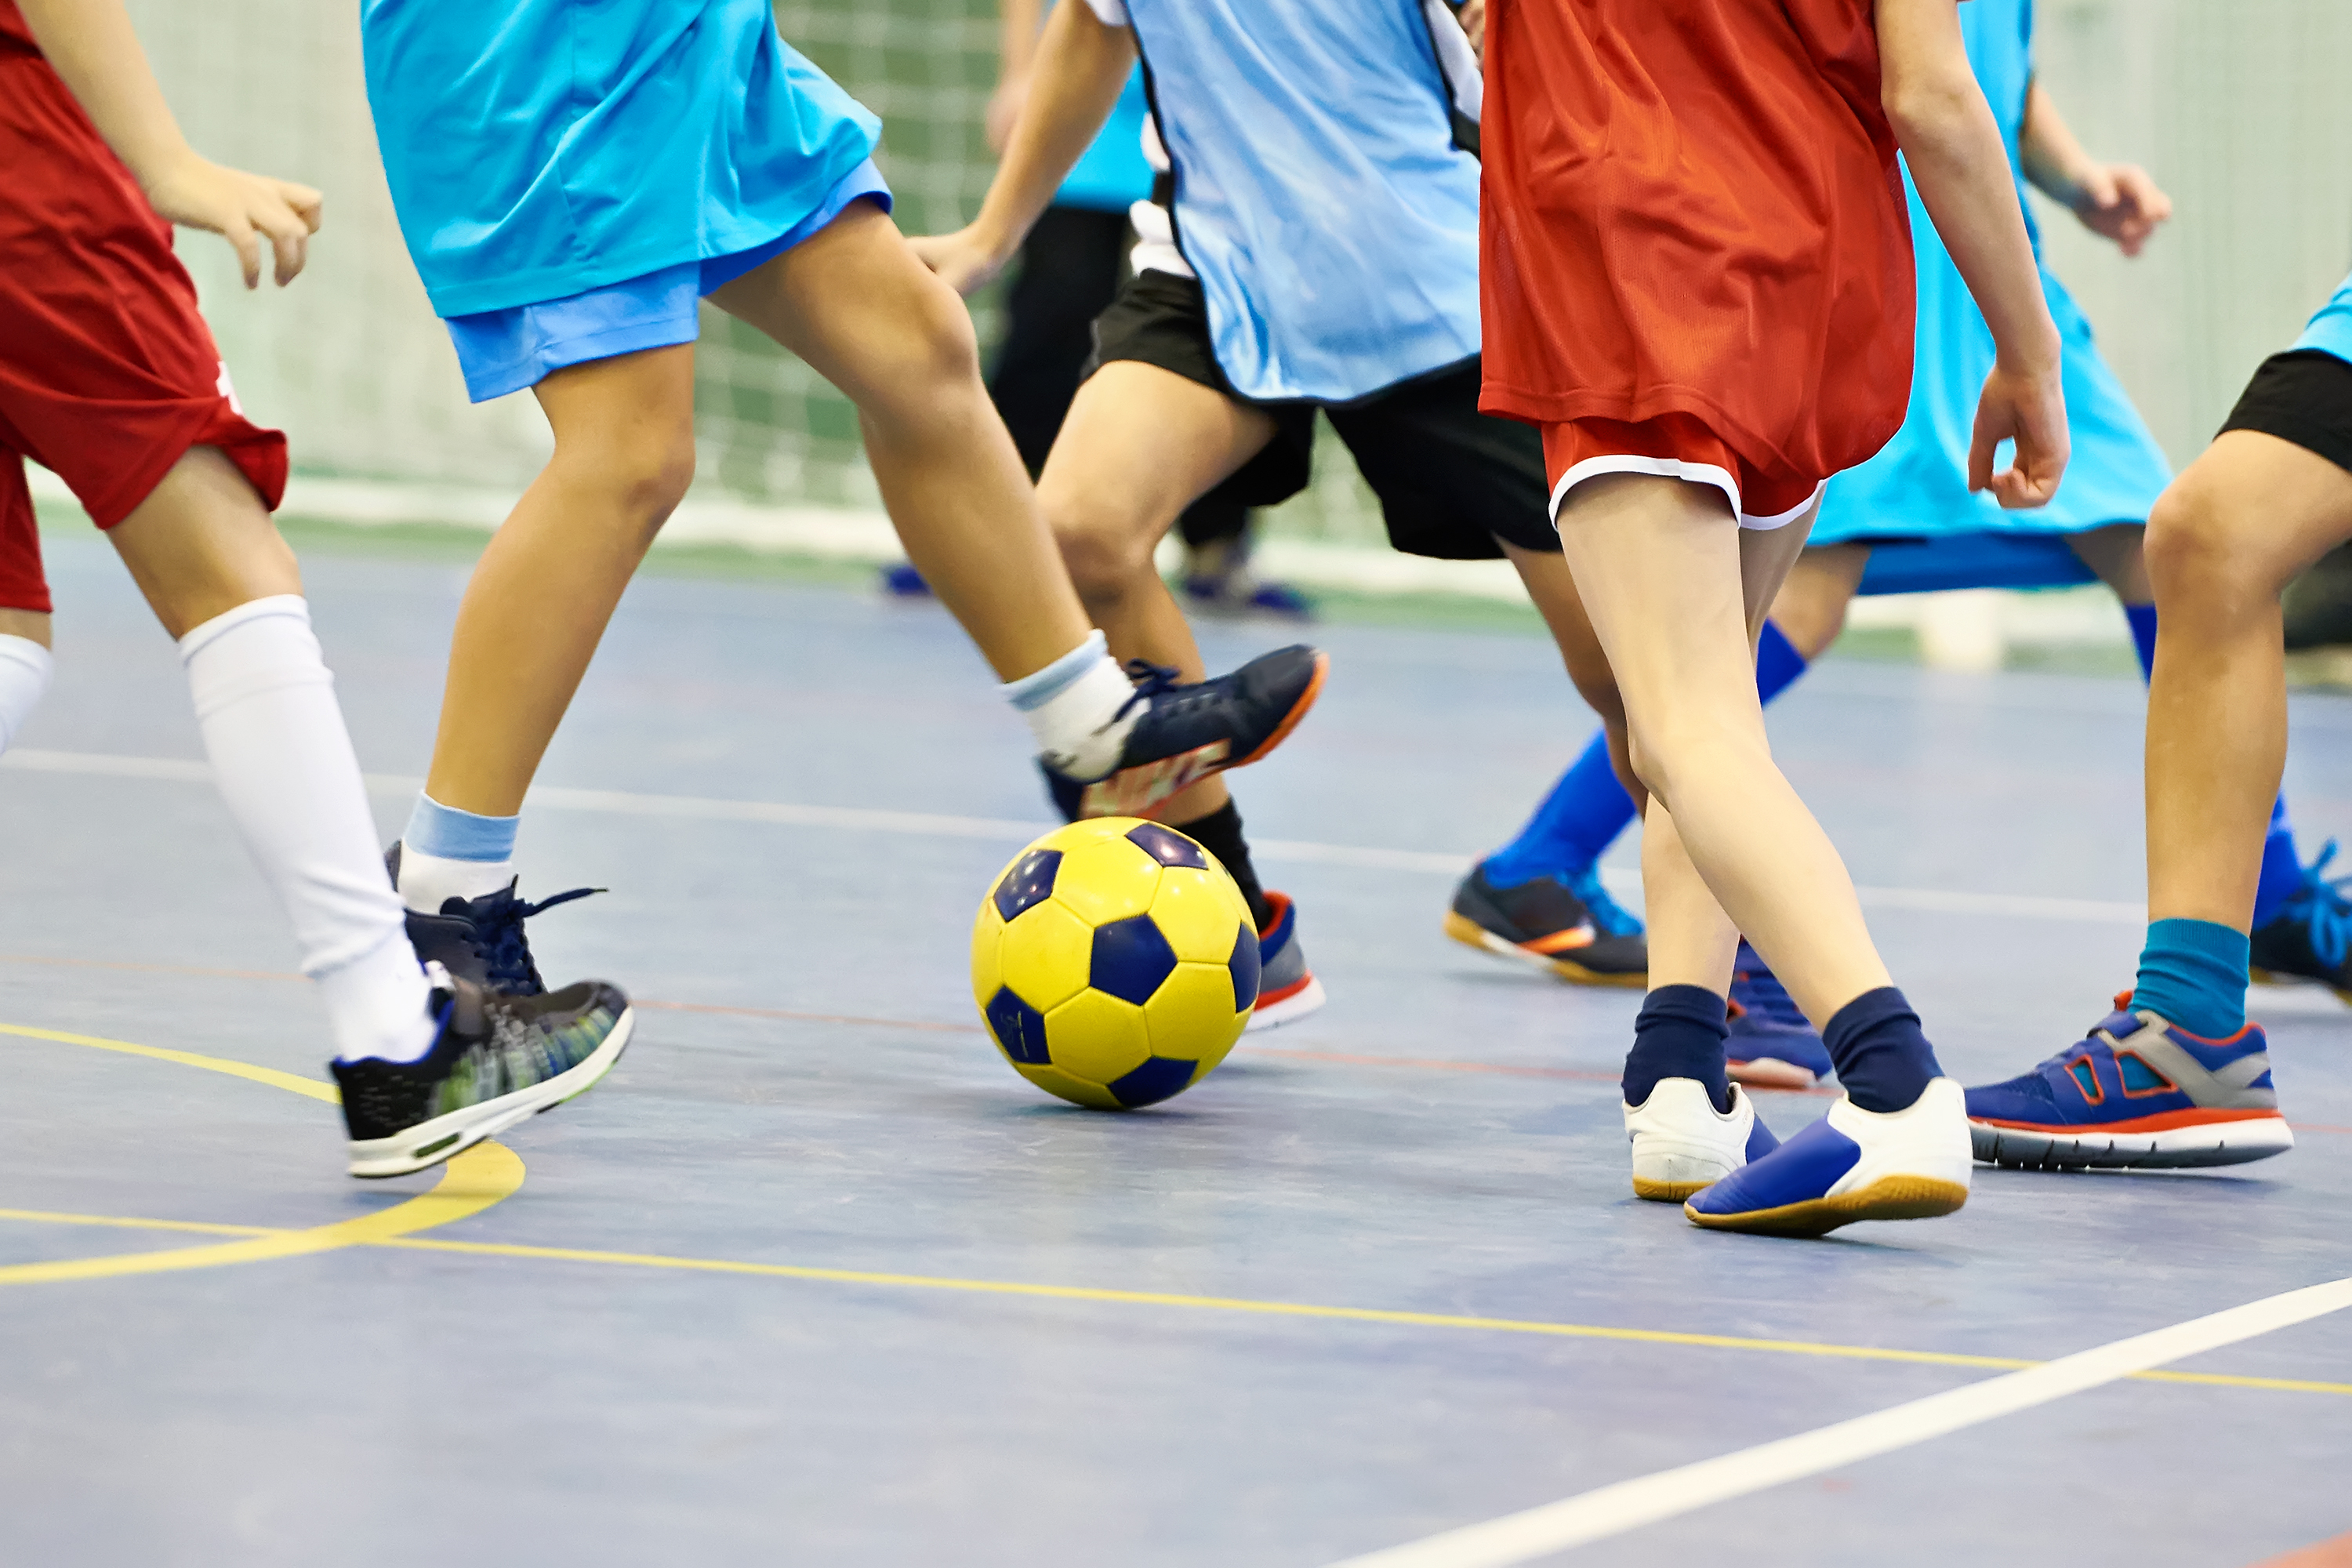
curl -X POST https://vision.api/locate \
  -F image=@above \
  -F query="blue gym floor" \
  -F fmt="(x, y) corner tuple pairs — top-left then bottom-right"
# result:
(4, 530), (2349, 1566)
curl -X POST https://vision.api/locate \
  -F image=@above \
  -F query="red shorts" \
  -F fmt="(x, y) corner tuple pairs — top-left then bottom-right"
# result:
(1542, 414), (1827, 532)
(0, 39), (288, 614)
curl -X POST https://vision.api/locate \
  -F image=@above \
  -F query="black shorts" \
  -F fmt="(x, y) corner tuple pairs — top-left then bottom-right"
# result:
(2220, 349), (2352, 476)
(1082, 269), (1559, 560)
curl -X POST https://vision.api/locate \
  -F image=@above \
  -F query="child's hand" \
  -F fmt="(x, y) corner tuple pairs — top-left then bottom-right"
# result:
(909, 228), (1008, 297)
(142, 154), (322, 288)
(1458, 0), (1486, 64)
(1968, 361), (2069, 510)
(2070, 162), (2171, 257)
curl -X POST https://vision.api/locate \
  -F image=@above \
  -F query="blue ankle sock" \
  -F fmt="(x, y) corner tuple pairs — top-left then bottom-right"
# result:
(1624, 984), (1732, 1112)
(404, 791), (520, 863)
(2129, 604), (2301, 928)
(1823, 987), (1942, 1113)
(2132, 917), (2249, 1039)
(1486, 620), (1809, 887)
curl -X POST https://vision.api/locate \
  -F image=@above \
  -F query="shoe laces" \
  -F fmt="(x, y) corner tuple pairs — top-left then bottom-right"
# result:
(1112, 659), (1205, 722)
(471, 884), (601, 993)
(2285, 840), (2352, 969)
(1563, 865), (1642, 938)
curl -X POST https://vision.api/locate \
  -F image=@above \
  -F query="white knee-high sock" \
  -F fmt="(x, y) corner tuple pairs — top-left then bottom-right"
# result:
(179, 596), (436, 1063)
(0, 633), (53, 755)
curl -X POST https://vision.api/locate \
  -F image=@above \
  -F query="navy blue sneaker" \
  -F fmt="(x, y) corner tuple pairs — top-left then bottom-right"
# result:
(1965, 996), (2293, 1170)
(1443, 859), (1647, 988)
(1684, 1080), (1971, 1236)
(1182, 568), (1315, 619)
(386, 842), (601, 996)
(1726, 942), (1835, 1090)
(1041, 647), (1327, 820)
(2250, 840), (2352, 1004)
(1565, 863), (1642, 941)
(1246, 890), (1326, 1030)
(880, 562), (933, 598)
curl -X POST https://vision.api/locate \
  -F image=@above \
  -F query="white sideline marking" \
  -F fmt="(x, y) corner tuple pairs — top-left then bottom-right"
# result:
(0, 749), (2143, 924)
(1325, 1275), (2352, 1568)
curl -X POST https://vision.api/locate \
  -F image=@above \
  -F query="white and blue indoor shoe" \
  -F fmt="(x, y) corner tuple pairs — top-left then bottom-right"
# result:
(1624, 1079), (1780, 1203)
(1683, 1079), (1973, 1237)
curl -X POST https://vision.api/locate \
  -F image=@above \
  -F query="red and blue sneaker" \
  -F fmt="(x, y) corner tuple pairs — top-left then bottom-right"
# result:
(1965, 994), (2293, 1170)
(1040, 648), (1327, 821)
(2250, 840), (2352, 1005)
(1246, 890), (1326, 1031)
(1725, 942), (1835, 1090)
(1684, 1080), (1972, 1237)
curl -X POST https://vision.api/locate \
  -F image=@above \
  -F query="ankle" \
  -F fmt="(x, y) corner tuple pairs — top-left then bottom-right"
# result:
(1625, 983), (1732, 1110)
(1822, 986), (1942, 1113)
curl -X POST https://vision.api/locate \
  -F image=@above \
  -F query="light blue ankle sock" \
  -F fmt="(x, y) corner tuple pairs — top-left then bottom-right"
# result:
(404, 792), (520, 863)
(2132, 917), (2250, 1040)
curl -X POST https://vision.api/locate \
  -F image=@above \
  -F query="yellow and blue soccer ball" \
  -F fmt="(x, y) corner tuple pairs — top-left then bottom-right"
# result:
(971, 818), (1261, 1109)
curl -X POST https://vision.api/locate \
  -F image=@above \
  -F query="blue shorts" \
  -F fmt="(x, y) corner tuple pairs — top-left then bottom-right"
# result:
(442, 159), (892, 403)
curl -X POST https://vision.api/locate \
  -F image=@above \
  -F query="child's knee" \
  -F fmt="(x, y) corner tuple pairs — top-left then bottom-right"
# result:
(1040, 482), (1156, 602)
(2148, 476), (2285, 609)
(564, 418), (696, 527)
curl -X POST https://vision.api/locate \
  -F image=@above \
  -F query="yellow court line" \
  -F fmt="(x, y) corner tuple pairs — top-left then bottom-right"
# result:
(0, 1021), (338, 1103)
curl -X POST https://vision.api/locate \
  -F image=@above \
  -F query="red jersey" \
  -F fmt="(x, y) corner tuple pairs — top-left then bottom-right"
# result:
(1479, 0), (1916, 488)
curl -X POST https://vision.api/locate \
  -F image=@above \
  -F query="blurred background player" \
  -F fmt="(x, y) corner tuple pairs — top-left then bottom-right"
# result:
(1483, 0), (2071, 1234)
(1965, 274), (2352, 1170)
(0, 0), (631, 1178)
(1451, 0), (2345, 1089)
(879, 0), (1310, 619)
(357, 0), (1326, 989)
(916, 0), (1639, 1030)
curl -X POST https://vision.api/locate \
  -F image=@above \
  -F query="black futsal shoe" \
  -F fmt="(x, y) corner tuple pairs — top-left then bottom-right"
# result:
(386, 841), (602, 996)
(1443, 860), (1648, 988)
(2249, 840), (2352, 1004)
(334, 971), (634, 1178)
(1041, 646), (1328, 820)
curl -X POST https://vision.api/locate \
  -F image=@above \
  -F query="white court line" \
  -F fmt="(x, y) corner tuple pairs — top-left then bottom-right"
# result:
(0, 748), (2143, 924)
(1326, 1275), (2352, 1567)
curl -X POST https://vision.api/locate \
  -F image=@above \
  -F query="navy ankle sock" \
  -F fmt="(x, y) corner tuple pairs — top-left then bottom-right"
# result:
(1624, 984), (1732, 1112)
(1823, 987), (1944, 1113)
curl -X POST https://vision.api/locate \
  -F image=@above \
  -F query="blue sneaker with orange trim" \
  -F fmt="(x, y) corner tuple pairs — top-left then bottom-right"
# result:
(1965, 995), (2293, 1170)
(1726, 942), (1835, 1090)
(1246, 890), (1326, 1030)
(1684, 1080), (1972, 1237)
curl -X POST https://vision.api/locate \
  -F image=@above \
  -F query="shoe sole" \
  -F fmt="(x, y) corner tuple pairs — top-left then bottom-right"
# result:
(1726, 1056), (1820, 1091)
(1441, 911), (1646, 989)
(1632, 1174), (1717, 1203)
(2249, 966), (2352, 1007)
(1227, 651), (1330, 771)
(1969, 1114), (2295, 1171)
(1684, 1175), (1969, 1238)
(346, 1006), (636, 1179)
(1246, 975), (1327, 1033)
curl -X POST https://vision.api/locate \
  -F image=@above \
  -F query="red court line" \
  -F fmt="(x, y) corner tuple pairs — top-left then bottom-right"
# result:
(4, 952), (2347, 1128)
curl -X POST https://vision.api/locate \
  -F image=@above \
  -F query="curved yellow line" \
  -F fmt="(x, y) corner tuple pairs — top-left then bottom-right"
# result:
(2, 1020), (525, 1284)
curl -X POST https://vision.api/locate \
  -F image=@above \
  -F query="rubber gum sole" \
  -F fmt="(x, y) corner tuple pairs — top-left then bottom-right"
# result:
(1440, 911), (1646, 989)
(1228, 652), (1329, 770)
(1684, 1176), (1969, 1238)
(347, 1007), (635, 1179)
(1969, 1116), (2293, 1171)
(1632, 1176), (1711, 1203)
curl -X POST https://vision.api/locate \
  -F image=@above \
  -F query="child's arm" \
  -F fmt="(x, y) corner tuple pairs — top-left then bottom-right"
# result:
(16, 0), (321, 289)
(987, 0), (1047, 153)
(1876, 0), (2067, 508)
(910, 0), (1135, 296)
(2020, 82), (2171, 257)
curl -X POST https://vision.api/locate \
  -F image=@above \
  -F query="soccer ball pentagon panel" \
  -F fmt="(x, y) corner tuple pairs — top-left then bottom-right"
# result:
(971, 818), (1261, 1109)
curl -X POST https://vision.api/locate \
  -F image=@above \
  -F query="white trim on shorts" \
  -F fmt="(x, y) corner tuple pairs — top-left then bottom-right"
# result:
(1547, 454), (1826, 532)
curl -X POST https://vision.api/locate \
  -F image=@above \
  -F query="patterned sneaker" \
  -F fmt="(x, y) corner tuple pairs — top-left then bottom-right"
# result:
(1247, 890), (1327, 1030)
(1443, 860), (1648, 988)
(1042, 647), (1328, 820)
(386, 841), (601, 996)
(1624, 1079), (1779, 1202)
(2249, 840), (2352, 1004)
(333, 971), (634, 1178)
(1726, 942), (1835, 1090)
(1684, 1080), (1972, 1236)
(1964, 996), (2293, 1170)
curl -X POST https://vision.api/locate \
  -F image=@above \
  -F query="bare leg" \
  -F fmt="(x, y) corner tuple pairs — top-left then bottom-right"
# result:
(1025, 359), (1280, 822)
(710, 203), (1095, 681)
(107, 445), (302, 636)
(1767, 543), (1872, 660)
(2066, 521), (2153, 604)
(1504, 539), (1641, 811)
(423, 345), (697, 816)
(2143, 432), (2352, 928)
(0, 608), (50, 647)
(1555, 474), (1890, 1027)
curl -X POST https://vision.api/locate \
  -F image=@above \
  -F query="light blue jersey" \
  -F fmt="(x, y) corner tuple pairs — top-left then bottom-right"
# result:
(1082, 0), (1482, 405)
(2292, 274), (2352, 366)
(361, 0), (879, 318)
(1821, 0), (2175, 593)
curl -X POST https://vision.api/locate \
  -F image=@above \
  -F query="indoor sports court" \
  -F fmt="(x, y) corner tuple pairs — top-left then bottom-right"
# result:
(5, 533), (2349, 1565)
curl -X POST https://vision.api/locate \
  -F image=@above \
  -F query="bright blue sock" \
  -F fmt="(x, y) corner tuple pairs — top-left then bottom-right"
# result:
(2132, 917), (2249, 1039)
(1623, 984), (1731, 1111)
(1486, 619), (1809, 886)
(2125, 602), (2302, 927)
